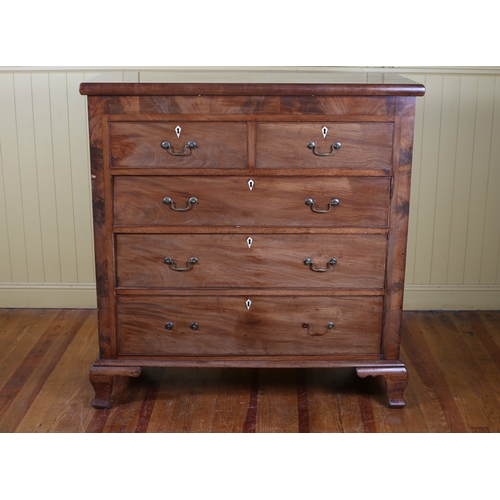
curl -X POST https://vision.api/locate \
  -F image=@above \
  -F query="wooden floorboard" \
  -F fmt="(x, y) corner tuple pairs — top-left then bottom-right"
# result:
(1, 308), (499, 433)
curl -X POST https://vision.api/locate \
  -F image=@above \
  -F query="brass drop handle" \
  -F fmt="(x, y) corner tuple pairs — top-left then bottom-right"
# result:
(307, 141), (342, 156)
(163, 196), (198, 211)
(302, 322), (335, 336)
(161, 140), (197, 156)
(164, 257), (198, 271)
(305, 197), (340, 213)
(303, 257), (337, 272)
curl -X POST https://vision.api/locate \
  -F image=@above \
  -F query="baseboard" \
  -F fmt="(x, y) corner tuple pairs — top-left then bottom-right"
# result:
(0, 283), (97, 308)
(0, 283), (498, 310)
(403, 285), (500, 311)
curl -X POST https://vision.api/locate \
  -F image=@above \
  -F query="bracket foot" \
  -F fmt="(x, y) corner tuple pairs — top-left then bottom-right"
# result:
(89, 365), (141, 409)
(356, 366), (408, 408)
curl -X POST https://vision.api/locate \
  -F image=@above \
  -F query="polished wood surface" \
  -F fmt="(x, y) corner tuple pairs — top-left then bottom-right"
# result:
(110, 121), (248, 168)
(1, 309), (498, 432)
(115, 295), (383, 356)
(113, 176), (391, 228)
(115, 234), (387, 289)
(79, 73), (427, 96)
(255, 122), (394, 169)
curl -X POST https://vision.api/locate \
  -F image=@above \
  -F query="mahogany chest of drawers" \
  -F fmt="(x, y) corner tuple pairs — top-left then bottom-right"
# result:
(80, 72), (425, 409)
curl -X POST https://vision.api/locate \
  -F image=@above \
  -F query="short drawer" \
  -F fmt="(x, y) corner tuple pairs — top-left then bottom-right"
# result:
(109, 121), (247, 168)
(113, 176), (390, 228)
(116, 295), (383, 356)
(115, 233), (387, 289)
(255, 122), (394, 169)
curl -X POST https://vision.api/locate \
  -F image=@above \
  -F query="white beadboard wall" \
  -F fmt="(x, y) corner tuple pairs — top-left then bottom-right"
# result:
(0, 67), (499, 310)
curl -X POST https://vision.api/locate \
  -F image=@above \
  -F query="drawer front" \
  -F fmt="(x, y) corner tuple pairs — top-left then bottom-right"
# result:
(109, 121), (247, 168)
(115, 234), (387, 289)
(116, 295), (383, 356)
(255, 122), (394, 169)
(113, 176), (390, 228)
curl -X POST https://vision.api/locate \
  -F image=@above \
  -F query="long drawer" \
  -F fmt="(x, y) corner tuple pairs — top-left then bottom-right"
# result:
(113, 176), (390, 228)
(115, 233), (387, 289)
(255, 122), (394, 169)
(116, 295), (384, 356)
(109, 121), (247, 168)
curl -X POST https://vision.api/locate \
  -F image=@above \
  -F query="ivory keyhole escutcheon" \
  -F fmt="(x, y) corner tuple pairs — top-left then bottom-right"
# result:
(247, 179), (254, 191)
(175, 125), (181, 138)
(247, 237), (253, 248)
(322, 126), (328, 138)
(246, 299), (252, 310)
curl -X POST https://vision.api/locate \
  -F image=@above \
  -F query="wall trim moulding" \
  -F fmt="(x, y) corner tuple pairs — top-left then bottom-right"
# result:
(0, 283), (498, 310)
(0, 283), (97, 309)
(403, 285), (500, 311)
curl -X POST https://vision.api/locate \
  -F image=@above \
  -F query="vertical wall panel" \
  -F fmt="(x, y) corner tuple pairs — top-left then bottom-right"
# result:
(32, 72), (61, 283)
(0, 74), (12, 282)
(49, 72), (78, 284)
(413, 75), (442, 284)
(447, 76), (478, 285)
(0, 122), (12, 282)
(13, 73), (45, 283)
(430, 75), (461, 284)
(0, 73), (28, 282)
(463, 76), (496, 285)
(66, 72), (95, 283)
(481, 77), (500, 285)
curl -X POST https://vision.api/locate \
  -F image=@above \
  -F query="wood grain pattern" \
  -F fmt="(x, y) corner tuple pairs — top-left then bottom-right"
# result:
(87, 97), (115, 359)
(0, 309), (91, 431)
(114, 233), (387, 289)
(79, 77), (426, 96)
(255, 122), (394, 169)
(110, 121), (247, 168)
(1, 309), (499, 432)
(382, 97), (417, 360)
(101, 95), (394, 117)
(115, 295), (384, 356)
(113, 175), (391, 228)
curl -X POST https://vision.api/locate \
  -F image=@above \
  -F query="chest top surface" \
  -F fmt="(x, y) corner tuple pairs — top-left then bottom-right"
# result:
(79, 70), (425, 97)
